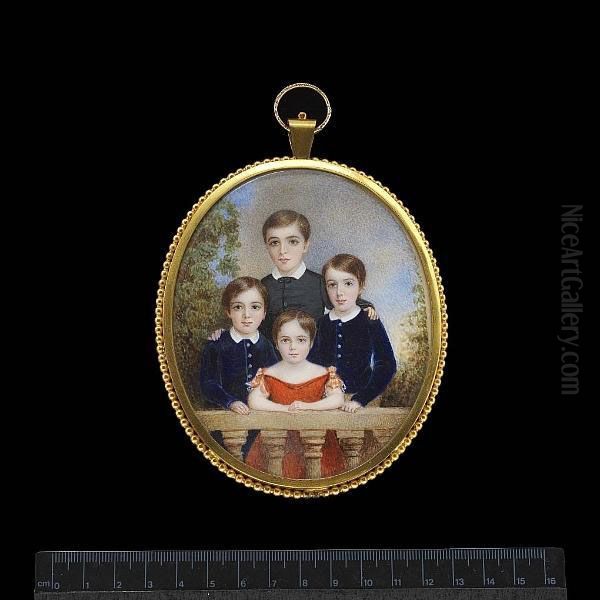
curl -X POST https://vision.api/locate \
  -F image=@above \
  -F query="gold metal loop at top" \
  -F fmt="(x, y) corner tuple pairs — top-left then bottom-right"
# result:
(274, 83), (332, 133)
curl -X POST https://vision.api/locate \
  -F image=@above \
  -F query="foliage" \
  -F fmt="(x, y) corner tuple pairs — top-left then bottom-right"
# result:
(380, 282), (429, 407)
(173, 200), (241, 406)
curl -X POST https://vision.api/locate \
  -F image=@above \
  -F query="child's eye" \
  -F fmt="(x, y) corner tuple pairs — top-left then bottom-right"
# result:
(298, 337), (307, 343)
(269, 240), (279, 246)
(327, 282), (336, 288)
(231, 305), (242, 310)
(251, 304), (262, 310)
(345, 281), (355, 287)
(289, 239), (299, 245)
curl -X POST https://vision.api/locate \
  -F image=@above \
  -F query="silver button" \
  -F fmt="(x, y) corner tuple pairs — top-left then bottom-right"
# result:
(246, 342), (251, 347)
(338, 334), (342, 338)
(248, 353), (252, 358)
(337, 344), (341, 348)
(248, 364), (252, 369)
(337, 354), (342, 358)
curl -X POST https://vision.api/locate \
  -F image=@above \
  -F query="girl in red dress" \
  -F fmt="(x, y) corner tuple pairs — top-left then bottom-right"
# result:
(246, 309), (346, 478)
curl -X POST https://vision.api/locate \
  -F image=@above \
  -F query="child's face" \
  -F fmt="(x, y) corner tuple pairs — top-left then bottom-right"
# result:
(265, 223), (309, 275)
(227, 288), (266, 336)
(276, 319), (312, 364)
(325, 267), (363, 315)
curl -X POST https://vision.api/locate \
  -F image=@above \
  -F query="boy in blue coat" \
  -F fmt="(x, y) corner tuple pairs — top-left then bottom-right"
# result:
(309, 254), (397, 412)
(200, 277), (278, 412)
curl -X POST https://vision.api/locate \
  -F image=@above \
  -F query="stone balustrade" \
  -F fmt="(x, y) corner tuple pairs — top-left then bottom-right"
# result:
(197, 407), (410, 478)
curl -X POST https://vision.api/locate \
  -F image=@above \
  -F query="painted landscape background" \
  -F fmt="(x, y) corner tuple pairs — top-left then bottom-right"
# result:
(174, 169), (431, 409)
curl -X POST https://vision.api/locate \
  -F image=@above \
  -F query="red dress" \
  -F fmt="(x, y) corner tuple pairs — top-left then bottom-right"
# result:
(245, 367), (346, 479)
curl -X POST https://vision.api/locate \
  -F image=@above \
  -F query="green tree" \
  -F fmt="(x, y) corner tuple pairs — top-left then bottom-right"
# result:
(173, 200), (241, 406)
(381, 282), (429, 407)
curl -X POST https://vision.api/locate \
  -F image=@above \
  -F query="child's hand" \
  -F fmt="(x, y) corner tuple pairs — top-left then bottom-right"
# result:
(229, 401), (250, 415)
(364, 307), (379, 320)
(288, 400), (309, 412)
(208, 328), (225, 341)
(340, 399), (362, 413)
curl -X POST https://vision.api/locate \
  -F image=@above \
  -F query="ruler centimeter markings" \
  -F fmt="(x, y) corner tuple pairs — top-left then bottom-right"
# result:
(35, 548), (565, 594)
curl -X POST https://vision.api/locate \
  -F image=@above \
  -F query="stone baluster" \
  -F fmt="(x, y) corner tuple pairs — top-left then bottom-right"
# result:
(260, 430), (288, 476)
(371, 428), (394, 449)
(336, 430), (365, 470)
(221, 429), (249, 462)
(299, 430), (327, 479)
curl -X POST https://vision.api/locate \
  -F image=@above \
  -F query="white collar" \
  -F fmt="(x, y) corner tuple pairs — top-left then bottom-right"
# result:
(328, 305), (361, 323)
(271, 261), (307, 280)
(229, 327), (260, 344)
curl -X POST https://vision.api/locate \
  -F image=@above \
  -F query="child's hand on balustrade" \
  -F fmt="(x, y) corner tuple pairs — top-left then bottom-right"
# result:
(340, 399), (362, 413)
(229, 401), (250, 415)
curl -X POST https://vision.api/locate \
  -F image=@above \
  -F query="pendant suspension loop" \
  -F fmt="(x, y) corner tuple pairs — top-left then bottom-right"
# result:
(274, 83), (332, 133)
(274, 83), (331, 158)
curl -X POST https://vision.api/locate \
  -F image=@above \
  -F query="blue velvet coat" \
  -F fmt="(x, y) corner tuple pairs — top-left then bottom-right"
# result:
(199, 331), (278, 409)
(309, 310), (397, 405)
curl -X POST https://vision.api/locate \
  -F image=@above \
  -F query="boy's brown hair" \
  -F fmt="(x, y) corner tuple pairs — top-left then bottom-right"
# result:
(322, 254), (367, 288)
(262, 209), (311, 242)
(221, 277), (269, 312)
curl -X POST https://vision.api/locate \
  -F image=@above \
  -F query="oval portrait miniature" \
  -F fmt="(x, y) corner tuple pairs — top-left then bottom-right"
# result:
(158, 159), (446, 497)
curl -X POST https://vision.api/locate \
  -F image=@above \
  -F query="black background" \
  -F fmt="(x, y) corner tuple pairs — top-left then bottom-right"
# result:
(28, 57), (581, 594)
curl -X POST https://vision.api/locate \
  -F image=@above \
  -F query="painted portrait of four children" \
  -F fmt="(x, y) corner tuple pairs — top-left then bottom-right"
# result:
(199, 209), (397, 478)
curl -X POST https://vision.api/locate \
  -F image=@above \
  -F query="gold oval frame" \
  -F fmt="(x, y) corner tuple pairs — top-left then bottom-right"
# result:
(156, 157), (447, 497)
